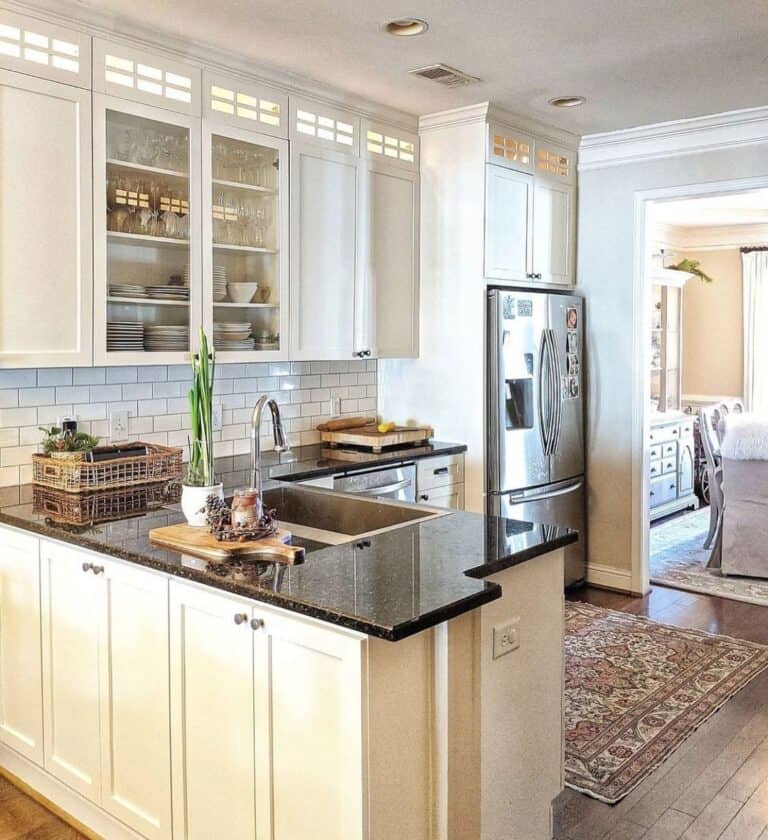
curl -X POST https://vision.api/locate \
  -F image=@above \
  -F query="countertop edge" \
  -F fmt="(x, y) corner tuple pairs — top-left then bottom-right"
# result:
(463, 531), (580, 579)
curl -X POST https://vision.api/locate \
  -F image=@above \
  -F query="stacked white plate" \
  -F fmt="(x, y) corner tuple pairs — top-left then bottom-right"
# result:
(110, 283), (148, 299)
(147, 285), (190, 301)
(107, 321), (144, 351)
(144, 324), (189, 351)
(213, 266), (227, 301)
(214, 321), (254, 350)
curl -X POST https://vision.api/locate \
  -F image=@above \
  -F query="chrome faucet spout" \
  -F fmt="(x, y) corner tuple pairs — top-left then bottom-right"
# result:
(250, 395), (290, 495)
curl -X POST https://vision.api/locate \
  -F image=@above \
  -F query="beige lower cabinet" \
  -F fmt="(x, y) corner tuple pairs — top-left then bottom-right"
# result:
(40, 540), (172, 839)
(169, 579), (368, 840)
(0, 529), (44, 764)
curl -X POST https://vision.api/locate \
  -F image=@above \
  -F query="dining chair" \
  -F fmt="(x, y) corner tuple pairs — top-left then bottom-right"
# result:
(699, 406), (723, 549)
(732, 401), (745, 414)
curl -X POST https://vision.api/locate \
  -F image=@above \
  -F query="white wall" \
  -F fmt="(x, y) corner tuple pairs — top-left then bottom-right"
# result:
(378, 119), (487, 512)
(579, 142), (768, 585)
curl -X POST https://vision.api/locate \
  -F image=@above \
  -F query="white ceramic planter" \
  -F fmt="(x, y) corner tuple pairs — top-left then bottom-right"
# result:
(181, 482), (224, 527)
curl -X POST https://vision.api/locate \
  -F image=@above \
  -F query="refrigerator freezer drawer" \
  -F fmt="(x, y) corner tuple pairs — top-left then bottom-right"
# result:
(492, 478), (586, 587)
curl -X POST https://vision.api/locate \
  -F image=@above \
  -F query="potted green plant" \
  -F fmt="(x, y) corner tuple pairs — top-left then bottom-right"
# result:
(181, 329), (223, 525)
(39, 426), (99, 460)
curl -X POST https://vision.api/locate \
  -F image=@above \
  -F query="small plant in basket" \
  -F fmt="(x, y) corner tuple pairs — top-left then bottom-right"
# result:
(181, 329), (224, 526)
(39, 427), (99, 460)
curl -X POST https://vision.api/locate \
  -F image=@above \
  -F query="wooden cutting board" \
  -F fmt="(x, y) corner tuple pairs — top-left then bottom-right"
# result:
(320, 424), (434, 453)
(149, 524), (305, 564)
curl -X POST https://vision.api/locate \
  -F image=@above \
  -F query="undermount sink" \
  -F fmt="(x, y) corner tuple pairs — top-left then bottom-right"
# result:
(260, 484), (443, 545)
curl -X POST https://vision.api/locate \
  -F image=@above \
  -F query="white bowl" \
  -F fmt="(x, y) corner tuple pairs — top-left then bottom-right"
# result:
(227, 282), (259, 304)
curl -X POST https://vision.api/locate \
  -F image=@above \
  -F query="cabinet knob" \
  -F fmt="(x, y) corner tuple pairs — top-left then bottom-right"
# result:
(250, 618), (264, 631)
(92, 565), (104, 575)
(526, 272), (535, 279)
(534, 273), (543, 280)
(234, 613), (249, 625)
(82, 562), (93, 573)
(419, 494), (429, 501)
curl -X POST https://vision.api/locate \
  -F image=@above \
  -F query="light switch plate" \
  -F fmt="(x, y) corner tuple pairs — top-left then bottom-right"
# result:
(493, 619), (520, 660)
(109, 409), (129, 441)
(329, 396), (341, 416)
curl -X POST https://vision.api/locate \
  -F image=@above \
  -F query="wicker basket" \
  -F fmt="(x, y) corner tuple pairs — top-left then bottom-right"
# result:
(32, 443), (183, 493)
(33, 482), (181, 526)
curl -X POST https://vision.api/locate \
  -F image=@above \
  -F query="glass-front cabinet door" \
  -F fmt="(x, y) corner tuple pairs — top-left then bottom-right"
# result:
(202, 126), (289, 361)
(93, 94), (201, 365)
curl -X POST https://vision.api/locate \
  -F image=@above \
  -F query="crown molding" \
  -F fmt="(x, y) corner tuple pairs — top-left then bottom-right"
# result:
(579, 105), (768, 171)
(1, 0), (418, 131)
(652, 221), (768, 251)
(418, 101), (580, 150)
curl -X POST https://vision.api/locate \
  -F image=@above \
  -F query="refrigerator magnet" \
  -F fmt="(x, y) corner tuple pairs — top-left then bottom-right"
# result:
(567, 331), (579, 353)
(568, 376), (580, 399)
(567, 354), (579, 375)
(567, 307), (578, 329)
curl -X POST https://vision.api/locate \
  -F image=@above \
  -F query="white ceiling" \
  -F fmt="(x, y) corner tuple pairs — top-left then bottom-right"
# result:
(65, 0), (768, 135)
(653, 191), (768, 227)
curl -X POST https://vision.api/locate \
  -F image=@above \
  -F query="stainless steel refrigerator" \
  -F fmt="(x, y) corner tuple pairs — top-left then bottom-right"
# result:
(487, 289), (586, 587)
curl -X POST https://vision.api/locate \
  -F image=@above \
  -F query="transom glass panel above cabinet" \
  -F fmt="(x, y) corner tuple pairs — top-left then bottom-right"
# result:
(93, 94), (202, 365)
(202, 126), (289, 361)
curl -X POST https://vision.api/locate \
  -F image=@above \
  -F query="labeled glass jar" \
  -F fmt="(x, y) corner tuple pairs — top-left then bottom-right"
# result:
(231, 488), (262, 528)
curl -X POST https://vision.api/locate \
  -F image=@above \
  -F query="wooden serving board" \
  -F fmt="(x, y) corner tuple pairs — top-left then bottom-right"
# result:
(149, 524), (305, 565)
(320, 424), (434, 453)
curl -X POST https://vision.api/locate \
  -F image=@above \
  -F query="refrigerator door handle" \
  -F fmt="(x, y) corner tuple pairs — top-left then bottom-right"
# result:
(547, 329), (563, 454)
(537, 331), (550, 454)
(508, 480), (583, 504)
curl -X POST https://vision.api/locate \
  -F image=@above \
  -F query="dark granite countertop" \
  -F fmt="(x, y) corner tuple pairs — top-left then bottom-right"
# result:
(260, 440), (468, 482)
(0, 451), (576, 641)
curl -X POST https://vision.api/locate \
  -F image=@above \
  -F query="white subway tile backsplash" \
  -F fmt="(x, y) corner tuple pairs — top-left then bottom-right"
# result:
(0, 370), (37, 389)
(0, 362), (377, 484)
(38, 368), (73, 386)
(18, 388), (55, 407)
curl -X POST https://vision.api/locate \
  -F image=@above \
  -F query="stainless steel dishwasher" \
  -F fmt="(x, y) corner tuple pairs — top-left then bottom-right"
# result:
(332, 463), (417, 502)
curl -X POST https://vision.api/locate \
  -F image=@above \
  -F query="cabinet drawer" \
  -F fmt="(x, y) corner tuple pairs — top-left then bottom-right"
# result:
(661, 441), (677, 458)
(662, 457), (676, 475)
(649, 444), (662, 461)
(418, 484), (465, 510)
(650, 475), (677, 507)
(417, 454), (464, 492)
(681, 420), (694, 438)
(649, 458), (662, 478)
(650, 425), (680, 445)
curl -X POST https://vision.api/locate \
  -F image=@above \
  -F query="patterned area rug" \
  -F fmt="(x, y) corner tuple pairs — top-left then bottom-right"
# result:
(564, 601), (768, 804)
(650, 508), (768, 607)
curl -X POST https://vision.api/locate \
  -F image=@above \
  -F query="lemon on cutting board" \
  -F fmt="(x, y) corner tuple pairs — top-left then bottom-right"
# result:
(377, 421), (396, 433)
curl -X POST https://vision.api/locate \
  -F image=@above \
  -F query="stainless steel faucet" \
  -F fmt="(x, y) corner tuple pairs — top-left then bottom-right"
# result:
(250, 395), (290, 495)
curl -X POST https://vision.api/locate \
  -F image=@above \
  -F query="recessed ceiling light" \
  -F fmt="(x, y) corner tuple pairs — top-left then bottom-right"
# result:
(385, 18), (429, 37)
(548, 95), (586, 108)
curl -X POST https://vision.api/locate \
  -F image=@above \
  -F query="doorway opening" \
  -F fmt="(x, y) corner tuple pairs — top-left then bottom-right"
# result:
(639, 187), (768, 601)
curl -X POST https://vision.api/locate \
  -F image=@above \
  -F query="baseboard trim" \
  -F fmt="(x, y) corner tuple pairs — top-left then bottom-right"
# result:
(0, 744), (142, 840)
(586, 563), (634, 593)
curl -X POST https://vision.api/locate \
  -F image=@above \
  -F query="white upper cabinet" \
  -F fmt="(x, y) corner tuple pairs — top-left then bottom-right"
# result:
(485, 124), (577, 288)
(93, 93), (202, 366)
(93, 38), (202, 116)
(204, 70), (287, 139)
(290, 99), (361, 360)
(0, 9), (90, 88)
(484, 165), (533, 283)
(486, 122), (534, 173)
(360, 122), (419, 359)
(0, 68), (92, 368)
(0, 527), (43, 765)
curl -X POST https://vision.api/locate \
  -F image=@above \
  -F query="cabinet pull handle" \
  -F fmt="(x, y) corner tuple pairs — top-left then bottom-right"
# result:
(92, 565), (104, 575)
(433, 466), (449, 476)
(250, 618), (264, 631)
(234, 613), (249, 625)
(82, 562), (93, 573)
(419, 494), (429, 501)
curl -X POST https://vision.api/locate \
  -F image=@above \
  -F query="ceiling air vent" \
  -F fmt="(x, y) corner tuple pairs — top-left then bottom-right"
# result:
(408, 63), (481, 88)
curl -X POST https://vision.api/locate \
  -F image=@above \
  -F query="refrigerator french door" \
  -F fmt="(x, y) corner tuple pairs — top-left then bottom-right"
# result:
(487, 289), (586, 586)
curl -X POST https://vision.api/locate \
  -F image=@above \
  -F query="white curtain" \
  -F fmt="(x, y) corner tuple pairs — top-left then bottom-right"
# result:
(742, 250), (768, 412)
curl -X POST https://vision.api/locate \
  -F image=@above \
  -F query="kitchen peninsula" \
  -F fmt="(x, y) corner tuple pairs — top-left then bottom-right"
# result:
(0, 458), (574, 840)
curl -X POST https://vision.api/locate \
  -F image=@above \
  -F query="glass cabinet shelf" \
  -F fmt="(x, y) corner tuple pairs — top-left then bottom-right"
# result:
(107, 158), (189, 180)
(108, 231), (189, 248)
(212, 243), (277, 255)
(212, 177), (274, 194)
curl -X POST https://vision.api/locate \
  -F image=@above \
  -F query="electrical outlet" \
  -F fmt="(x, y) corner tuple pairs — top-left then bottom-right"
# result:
(212, 399), (223, 432)
(329, 396), (341, 416)
(109, 409), (129, 441)
(492, 619), (520, 660)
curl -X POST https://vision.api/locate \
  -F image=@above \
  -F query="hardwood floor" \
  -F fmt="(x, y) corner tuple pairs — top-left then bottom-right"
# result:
(0, 775), (83, 839)
(556, 584), (768, 840)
